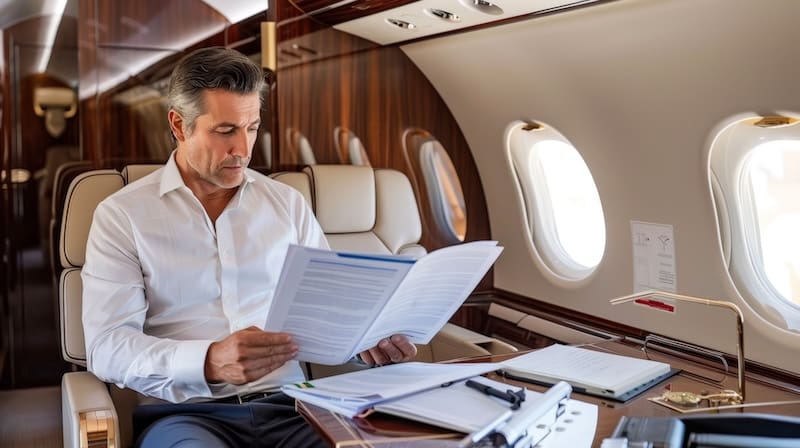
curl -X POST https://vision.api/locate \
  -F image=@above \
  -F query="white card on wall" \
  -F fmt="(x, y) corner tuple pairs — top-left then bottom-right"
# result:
(631, 221), (676, 293)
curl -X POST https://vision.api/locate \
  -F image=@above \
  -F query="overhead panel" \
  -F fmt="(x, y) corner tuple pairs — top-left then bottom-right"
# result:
(333, 0), (597, 45)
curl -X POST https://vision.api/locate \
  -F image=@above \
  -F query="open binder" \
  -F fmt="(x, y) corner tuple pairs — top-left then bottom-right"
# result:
(499, 344), (679, 402)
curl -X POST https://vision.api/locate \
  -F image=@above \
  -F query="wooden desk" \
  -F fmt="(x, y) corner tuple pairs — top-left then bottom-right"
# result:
(297, 340), (800, 447)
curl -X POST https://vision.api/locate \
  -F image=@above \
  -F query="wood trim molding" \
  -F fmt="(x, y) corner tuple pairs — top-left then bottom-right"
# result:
(467, 289), (800, 393)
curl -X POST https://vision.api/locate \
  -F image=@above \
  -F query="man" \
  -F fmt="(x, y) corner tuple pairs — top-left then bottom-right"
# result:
(82, 46), (417, 447)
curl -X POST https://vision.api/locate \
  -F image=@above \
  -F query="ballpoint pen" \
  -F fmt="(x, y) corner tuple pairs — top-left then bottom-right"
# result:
(465, 379), (526, 410)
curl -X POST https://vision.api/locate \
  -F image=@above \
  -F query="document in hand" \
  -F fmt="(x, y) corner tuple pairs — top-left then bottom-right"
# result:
(280, 361), (502, 417)
(265, 240), (503, 364)
(499, 344), (677, 402)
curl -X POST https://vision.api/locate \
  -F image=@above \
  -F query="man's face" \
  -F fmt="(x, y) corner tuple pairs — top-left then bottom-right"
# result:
(174, 89), (261, 192)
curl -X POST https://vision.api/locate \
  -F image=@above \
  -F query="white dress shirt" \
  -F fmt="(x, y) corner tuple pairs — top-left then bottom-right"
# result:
(82, 154), (328, 403)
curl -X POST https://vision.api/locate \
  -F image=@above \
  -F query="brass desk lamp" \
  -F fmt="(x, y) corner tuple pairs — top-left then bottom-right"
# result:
(610, 290), (745, 407)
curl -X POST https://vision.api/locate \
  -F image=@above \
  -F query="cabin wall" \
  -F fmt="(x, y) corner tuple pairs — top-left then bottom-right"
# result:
(403, 0), (800, 371)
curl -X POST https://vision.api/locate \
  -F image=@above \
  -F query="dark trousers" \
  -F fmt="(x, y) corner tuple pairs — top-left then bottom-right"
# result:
(133, 393), (327, 448)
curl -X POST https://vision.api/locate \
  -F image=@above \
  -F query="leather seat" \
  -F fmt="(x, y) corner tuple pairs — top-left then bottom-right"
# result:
(58, 163), (515, 447)
(59, 169), (126, 448)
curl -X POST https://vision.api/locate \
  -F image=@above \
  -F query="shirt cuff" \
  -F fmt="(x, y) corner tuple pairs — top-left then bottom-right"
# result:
(172, 339), (215, 397)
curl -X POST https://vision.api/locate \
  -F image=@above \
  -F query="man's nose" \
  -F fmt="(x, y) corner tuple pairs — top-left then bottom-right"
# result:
(230, 130), (250, 158)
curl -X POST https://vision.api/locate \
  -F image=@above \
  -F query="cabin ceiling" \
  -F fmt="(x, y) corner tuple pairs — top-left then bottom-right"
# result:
(0, 0), (267, 89)
(0, 0), (265, 30)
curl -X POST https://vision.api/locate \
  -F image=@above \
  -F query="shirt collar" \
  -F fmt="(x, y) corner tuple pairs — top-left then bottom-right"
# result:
(159, 150), (256, 198)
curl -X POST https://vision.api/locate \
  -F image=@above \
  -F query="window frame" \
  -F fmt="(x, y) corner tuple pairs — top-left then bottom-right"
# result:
(506, 120), (606, 283)
(709, 113), (800, 330)
(402, 128), (468, 244)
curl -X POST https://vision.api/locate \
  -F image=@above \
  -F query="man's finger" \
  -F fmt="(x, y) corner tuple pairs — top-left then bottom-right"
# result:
(390, 334), (417, 361)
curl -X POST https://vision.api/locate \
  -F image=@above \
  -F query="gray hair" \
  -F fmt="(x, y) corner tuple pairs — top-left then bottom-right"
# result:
(167, 47), (265, 136)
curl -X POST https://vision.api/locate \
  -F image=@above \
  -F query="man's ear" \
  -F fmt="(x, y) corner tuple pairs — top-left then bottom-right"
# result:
(168, 110), (186, 142)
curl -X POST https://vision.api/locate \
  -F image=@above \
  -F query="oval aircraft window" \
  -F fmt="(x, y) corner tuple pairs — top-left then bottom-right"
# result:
(710, 115), (800, 330)
(403, 128), (467, 243)
(507, 121), (605, 281)
(334, 126), (371, 166)
(285, 127), (316, 166)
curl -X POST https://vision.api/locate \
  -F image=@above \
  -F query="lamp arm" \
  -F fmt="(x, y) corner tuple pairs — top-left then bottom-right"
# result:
(610, 291), (745, 401)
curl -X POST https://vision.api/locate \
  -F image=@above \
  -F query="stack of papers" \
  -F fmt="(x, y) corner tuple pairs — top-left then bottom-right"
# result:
(281, 362), (501, 417)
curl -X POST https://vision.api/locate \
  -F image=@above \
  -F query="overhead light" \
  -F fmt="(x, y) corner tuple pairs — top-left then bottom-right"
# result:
(753, 115), (797, 128)
(199, 0), (266, 24)
(459, 0), (504, 16)
(37, 0), (69, 73)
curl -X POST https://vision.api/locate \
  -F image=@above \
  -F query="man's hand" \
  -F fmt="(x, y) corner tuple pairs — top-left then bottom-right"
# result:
(204, 326), (298, 385)
(358, 334), (417, 366)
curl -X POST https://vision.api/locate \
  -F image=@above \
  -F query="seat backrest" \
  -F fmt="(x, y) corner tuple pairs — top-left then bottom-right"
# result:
(272, 165), (426, 257)
(61, 164), (425, 366)
(50, 161), (93, 281)
(59, 170), (125, 365)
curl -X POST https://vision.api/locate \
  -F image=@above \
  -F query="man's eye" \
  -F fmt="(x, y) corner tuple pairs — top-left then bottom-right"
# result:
(218, 128), (235, 135)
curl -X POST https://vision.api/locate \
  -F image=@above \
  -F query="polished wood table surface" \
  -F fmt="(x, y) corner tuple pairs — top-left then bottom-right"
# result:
(297, 340), (800, 447)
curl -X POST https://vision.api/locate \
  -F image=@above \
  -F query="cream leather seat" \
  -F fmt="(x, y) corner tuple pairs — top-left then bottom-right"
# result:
(59, 164), (515, 447)
(59, 164), (164, 448)
(59, 169), (126, 448)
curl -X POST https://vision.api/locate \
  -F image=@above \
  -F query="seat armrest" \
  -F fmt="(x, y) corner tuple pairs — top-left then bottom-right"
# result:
(422, 323), (518, 362)
(301, 359), (370, 380)
(62, 371), (119, 448)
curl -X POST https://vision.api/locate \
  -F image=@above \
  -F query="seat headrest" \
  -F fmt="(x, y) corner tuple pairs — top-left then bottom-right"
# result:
(270, 171), (313, 207)
(60, 170), (124, 268)
(122, 164), (161, 183)
(306, 165), (375, 233)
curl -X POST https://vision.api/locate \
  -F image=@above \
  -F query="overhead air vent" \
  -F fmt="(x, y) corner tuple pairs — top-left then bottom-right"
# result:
(334, 0), (600, 46)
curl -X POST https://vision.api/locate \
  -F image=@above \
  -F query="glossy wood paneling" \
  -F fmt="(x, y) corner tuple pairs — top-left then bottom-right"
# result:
(17, 74), (79, 170)
(277, 39), (491, 254)
(487, 288), (800, 387)
(292, 0), (415, 25)
(78, 0), (268, 165)
(92, 0), (228, 47)
(1, 14), (80, 388)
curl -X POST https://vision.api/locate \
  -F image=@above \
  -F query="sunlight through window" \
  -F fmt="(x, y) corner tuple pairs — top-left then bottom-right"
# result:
(747, 140), (800, 304)
(508, 121), (605, 280)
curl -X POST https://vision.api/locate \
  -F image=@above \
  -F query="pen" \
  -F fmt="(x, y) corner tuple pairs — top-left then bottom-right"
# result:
(465, 379), (526, 410)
